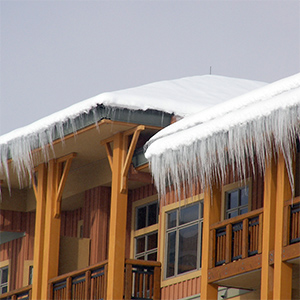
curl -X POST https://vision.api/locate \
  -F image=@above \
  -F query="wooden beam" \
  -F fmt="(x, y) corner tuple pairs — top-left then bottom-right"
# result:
(273, 152), (293, 300)
(106, 132), (128, 300)
(128, 164), (152, 184)
(201, 185), (221, 300)
(260, 157), (276, 300)
(121, 125), (145, 193)
(207, 254), (262, 283)
(31, 163), (47, 300)
(40, 154), (75, 299)
(104, 142), (113, 171)
(54, 153), (76, 218)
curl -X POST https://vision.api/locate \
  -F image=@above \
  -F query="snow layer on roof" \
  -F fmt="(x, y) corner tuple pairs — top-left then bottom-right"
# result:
(145, 73), (300, 199)
(0, 75), (264, 188)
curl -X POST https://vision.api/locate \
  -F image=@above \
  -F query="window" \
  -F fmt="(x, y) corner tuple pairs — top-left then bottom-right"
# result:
(222, 179), (252, 221)
(23, 260), (33, 286)
(132, 197), (159, 261)
(0, 266), (8, 294)
(28, 266), (33, 285)
(225, 185), (249, 219)
(165, 201), (203, 278)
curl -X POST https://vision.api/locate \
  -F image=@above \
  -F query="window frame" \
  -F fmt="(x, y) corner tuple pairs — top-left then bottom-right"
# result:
(160, 194), (204, 287)
(0, 260), (10, 294)
(130, 195), (159, 260)
(221, 178), (252, 221)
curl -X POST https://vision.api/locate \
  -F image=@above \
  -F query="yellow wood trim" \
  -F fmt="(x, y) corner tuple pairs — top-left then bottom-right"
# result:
(221, 178), (252, 221)
(53, 153), (76, 218)
(0, 260), (10, 292)
(121, 126), (145, 193)
(31, 163), (47, 300)
(104, 143), (113, 171)
(260, 157), (276, 299)
(159, 193), (203, 285)
(130, 195), (158, 258)
(200, 186), (221, 300)
(273, 152), (293, 299)
(23, 260), (34, 287)
(107, 132), (128, 300)
(31, 168), (38, 200)
(161, 270), (201, 288)
(40, 159), (62, 300)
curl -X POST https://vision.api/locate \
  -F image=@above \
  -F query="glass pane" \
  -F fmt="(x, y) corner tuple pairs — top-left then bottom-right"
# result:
(240, 207), (248, 215)
(148, 203), (158, 226)
(1, 286), (7, 294)
(178, 224), (198, 274)
(166, 231), (176, 278)
(136, 236), (145, 254)
(137, 206), (146, 229)
(227, 210), (238, 219)
(147, 252), (157, 261)
(240, 186), (249, 206)
(1, 267), (8, 284)
(167, 211), (177, 229)
(179, 203), (199, 225)
(227, 190), (239, 209)
(147, 232), (158, 250)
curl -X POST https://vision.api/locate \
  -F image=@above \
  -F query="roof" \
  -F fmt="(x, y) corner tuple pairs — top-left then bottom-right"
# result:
(145, 73), (300, 198)
(0, 75), (265, 187)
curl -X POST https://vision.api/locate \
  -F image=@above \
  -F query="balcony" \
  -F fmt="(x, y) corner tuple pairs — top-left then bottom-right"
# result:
(207, 208), (263, 284)
(0, 285), (32, 300)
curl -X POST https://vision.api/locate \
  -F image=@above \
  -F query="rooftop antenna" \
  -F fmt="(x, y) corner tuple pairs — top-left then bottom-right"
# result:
(210, 66), (212, 75)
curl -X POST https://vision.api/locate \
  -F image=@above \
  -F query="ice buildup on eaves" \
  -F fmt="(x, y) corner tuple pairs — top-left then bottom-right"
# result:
(145, 73), (300, 200)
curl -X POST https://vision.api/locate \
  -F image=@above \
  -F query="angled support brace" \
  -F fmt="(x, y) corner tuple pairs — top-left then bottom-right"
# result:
(53, 152), (77, 218)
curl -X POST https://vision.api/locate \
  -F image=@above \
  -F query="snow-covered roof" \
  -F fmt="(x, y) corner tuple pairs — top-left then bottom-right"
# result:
(145, 73), (300, 198)
(0, 75), (265, 187)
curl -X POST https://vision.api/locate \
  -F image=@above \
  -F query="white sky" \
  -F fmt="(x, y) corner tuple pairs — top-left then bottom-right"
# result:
(1, 0), (299, 135)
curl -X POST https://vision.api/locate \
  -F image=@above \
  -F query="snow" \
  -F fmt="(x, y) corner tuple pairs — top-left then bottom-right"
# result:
(145, 73), (300, 199)
(0, 75), (265, 188)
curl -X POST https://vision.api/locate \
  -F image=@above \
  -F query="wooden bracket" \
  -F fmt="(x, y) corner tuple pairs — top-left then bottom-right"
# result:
(101, 125), (145, 194)
(54, 152), (77, 218)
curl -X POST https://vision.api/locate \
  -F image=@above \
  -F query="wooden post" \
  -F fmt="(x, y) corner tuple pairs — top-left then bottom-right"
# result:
(40, 153), (76, 300)
(201, 185), (221, 300)
(242, 218), (249, 259)
(153, 265), (161, 300)
(124, 263), (133, 300)
(31, 163), (47, 300)
(260, 157), (276, 300)
(106, 132), (128, 300)
(225, 224), (232, 263)
(273, 153), (293, 300)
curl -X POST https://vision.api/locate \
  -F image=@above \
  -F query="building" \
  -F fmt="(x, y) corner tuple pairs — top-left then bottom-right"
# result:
(0, 74), (299, 300)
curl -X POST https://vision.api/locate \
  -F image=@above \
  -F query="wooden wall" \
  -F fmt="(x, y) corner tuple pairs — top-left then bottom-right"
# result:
(0, 210), (35, 291)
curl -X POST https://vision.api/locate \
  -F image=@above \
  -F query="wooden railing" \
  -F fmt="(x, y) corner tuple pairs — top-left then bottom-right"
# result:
(124, 259), (161, 300)
(283, 196), (300, 246)
(48, 260), (108, 300)
(0, 285), (32, 300)
(209, 208), (263, 268)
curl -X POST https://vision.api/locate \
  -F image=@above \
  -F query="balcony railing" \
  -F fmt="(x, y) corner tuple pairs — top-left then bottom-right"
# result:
(283, 196), (300, 246)
(0, 285), (32, 300)
(48, 259), (161, 300)
(48, 260), (108, 300)
(124, 259), (161, 300)
(209, 208), (263, 268)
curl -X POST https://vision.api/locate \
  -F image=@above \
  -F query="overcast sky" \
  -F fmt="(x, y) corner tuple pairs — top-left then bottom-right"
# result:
(1, 0), (299, 135)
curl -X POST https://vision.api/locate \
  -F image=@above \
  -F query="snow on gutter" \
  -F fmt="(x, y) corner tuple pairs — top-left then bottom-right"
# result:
(145, 73), (300, 199)
(0, 75), (265, 188)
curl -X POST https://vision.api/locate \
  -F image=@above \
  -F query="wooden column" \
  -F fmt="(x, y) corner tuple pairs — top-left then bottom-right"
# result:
(201, 184), (221, 300)
(273, 153), (293, 300)
(40, 153), (76, 299)
(260, 157), (276, 300)
(31, 163), (47, 300)
(106, 132), (128, 300)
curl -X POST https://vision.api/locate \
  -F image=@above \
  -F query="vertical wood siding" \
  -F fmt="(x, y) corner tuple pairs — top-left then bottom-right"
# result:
(61, 208), (83, 237)
(161, 276), (201, 300)
(83, 186), (111, 265)
(0, 210), (35, 291)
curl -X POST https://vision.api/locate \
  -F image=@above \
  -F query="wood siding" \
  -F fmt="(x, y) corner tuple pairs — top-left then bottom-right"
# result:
(0, 210), (35, 291)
